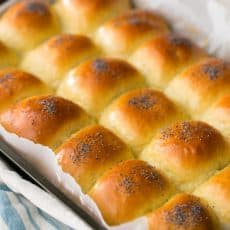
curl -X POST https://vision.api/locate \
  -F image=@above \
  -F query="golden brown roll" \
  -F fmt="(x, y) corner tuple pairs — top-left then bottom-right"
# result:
(21, 34), (99, 89)
(56, 125), (133, 192)
(0, 41), (18, 68)
(140, 121), (229, 192)
(0, 95), (92, 149)
(0, 69), (51, 113)
(95, 10), (170, 57)
(89, 160), (175, 225)
(202, 95), (230, 140)
(194, 165), (230, 226)
(57, 58), (146, 117)
(165, 58), (230, 116)
(0, 0), (60, 52)
(130, 33), (208, 89)
(147, 193), (219, 230)
(100, 88), (186, 153)
(54, 0), (130, 35)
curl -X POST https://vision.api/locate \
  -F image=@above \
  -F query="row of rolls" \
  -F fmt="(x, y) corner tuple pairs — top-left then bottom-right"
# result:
(0, 0), (229, 229)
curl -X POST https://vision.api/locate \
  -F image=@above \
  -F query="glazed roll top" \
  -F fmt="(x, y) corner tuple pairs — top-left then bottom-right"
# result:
(54, 0), (131, 35)
(130, 33), (208, 89)
(89, 160), (175, 225)
(194, 165), (230, 226)
(0, 0), (60, 51)
(202, 94), (230, 140)
(0, 95), (92, 149)
(165, 58), (230, 117)
(57, 58), (146, 117)
(100, 88), (186, 153)
(147, 193), (219, 230)
(21, 34), (99, 89)
(0, 69), (51, 113)
(56, 125), (133, 192)
(140, 121), (229, 191)
(95, 10), (170, 57)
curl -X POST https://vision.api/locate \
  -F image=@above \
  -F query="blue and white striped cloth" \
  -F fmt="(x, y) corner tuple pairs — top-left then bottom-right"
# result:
(0, 183), (73, 230)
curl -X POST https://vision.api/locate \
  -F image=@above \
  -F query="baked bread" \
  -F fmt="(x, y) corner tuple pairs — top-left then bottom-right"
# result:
(0, 0), (60, 51)
(147, 193), (219, 230)
(194, 165), (230, 226)
(0, 95), (92, 149)
(56, 124), (133, 192)
(21, 34), (99, 89)
(140, 121), (229, 191)
(89, 160), (175, 225)
(165, 58), (230, 117)
(95, 10), (170, 57)
(54, 0), (131, 35)
(57, 58), (146, 117)
(0, 41), (18, 68)
(202, 95), (230, 140)
(100, 88), (186, 153)
(130, 33), (208, 89)
(0, 69), (51, 113)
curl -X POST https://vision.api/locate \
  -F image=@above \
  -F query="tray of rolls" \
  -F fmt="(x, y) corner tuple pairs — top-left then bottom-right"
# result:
(0, 0), (229, 229)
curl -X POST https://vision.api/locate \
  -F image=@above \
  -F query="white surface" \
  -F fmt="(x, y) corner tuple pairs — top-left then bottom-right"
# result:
(1, 0), (230, 229)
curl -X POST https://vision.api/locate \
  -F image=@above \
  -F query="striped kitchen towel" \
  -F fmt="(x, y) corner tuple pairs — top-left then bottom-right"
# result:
(0, 157), (91, 230)
(0, 183), (73, 230)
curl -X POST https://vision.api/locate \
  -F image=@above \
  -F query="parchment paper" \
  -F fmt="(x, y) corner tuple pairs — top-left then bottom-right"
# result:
(134, 0), (230, 60)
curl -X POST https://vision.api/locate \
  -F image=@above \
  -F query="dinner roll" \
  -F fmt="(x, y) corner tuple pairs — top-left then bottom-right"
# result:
(130, 33), (207, 89)
(21, 34), (99, 89)
(0, 41), (18, 68)
(95, 10), (170, 57)
(0, 0), (60, 51)
(0, 69), (51, 113)
(56, 125), (133, 192)
(140, 121), (229, 192)
(0, 95), (92, 149)
(100, 88), (186, 153)
(148, 193), (219, 230)
(194, 165), (230, 226)
(89, 160), (175, 225)
(57, 58), (146, 117)
(202, 95), (230, 140)
(54, 0), (130, 35)
(165, 58), (230, 117)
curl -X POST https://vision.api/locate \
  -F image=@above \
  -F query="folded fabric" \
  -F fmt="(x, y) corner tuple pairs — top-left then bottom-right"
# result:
(0, 157), (90, 230)
(0, 183), (73, 230)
